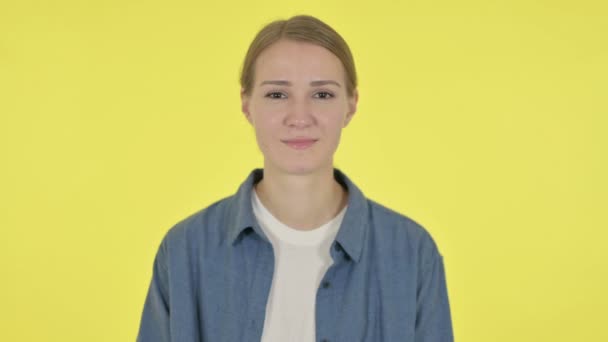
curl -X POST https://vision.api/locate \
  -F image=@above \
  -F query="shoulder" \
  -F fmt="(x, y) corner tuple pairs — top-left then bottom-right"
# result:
(366, 198), (442, 265)
(159, 194), (234, 252)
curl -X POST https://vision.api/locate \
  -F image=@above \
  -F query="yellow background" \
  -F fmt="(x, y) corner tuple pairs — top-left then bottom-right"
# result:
(1, 0), (606, 341)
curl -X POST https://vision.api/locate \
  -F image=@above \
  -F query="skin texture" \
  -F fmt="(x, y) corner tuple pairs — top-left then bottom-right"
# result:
(241, 39), (359, 230)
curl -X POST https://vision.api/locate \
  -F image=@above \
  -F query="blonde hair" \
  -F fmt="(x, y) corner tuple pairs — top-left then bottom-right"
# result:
(240, 15), (357, 97)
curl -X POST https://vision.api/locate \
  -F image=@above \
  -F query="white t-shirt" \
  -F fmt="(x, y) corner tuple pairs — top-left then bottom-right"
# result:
(251, 189), (347, 342)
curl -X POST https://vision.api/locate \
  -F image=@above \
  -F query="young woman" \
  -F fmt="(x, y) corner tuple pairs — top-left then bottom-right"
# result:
(138, 15), (454, 342)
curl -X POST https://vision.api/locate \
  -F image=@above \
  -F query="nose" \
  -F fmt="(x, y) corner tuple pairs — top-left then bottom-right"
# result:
(284, 98), (314, 128)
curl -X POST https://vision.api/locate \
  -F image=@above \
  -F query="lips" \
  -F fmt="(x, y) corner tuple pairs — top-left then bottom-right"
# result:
(282, 138), (318, 150)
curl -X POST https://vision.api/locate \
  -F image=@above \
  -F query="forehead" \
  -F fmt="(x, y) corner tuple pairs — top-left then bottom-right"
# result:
(254, 40), (345, 83)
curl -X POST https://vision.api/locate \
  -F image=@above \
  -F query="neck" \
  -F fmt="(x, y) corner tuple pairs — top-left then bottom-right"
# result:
(254, 163), (348, 231)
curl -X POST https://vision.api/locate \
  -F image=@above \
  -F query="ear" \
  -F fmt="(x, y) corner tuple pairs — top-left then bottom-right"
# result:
(240, 88), (253, 125)
(343, 88), (359, 128)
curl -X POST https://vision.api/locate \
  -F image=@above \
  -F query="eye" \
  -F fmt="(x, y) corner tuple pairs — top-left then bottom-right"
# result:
(314, 91), (334, 99)
(265, 91), (286, 99)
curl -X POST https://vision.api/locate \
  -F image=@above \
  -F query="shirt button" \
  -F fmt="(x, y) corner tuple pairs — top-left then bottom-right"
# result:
(321, 281), (331, 289)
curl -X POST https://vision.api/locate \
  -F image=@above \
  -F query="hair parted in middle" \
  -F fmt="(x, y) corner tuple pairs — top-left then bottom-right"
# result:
(240, 15), (357, 97)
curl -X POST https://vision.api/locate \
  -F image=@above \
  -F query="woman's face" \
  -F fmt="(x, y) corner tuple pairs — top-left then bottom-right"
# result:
(241, 39), (358, 176)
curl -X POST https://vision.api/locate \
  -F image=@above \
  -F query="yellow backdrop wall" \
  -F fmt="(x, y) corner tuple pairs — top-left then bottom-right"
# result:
(1, 0), (606, 341)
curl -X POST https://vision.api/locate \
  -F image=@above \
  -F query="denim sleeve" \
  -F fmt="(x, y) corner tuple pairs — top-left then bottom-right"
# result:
(137, 240), (171, 342)
(415, 239), (454, 342)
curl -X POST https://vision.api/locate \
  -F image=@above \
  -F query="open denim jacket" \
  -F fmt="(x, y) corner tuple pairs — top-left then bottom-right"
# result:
(137, 168), (454, 342)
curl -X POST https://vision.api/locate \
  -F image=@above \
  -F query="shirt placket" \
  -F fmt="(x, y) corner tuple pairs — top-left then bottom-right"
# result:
(315, 243), (348, 342)
(245, 236), (275, 342)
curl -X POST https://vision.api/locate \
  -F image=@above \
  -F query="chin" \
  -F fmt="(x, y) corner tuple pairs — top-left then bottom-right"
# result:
(261, 144), (334, 175)
(267, 157), (333, 176)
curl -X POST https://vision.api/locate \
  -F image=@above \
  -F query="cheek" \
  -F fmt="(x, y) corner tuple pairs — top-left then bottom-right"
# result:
(256, 115), (281, 135)
(250, 104), (282, 134)
(252, 115), (282, 151)
(317, 106), (347, 131)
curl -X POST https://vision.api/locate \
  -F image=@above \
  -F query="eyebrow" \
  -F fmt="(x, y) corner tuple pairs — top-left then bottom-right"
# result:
(259, 80), (342, 87)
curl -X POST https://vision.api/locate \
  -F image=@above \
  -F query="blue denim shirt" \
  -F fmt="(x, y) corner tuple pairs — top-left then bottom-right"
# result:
(137, 168), (454, 342)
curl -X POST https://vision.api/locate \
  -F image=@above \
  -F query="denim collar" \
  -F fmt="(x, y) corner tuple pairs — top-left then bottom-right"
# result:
(226, 168), (368, 263)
